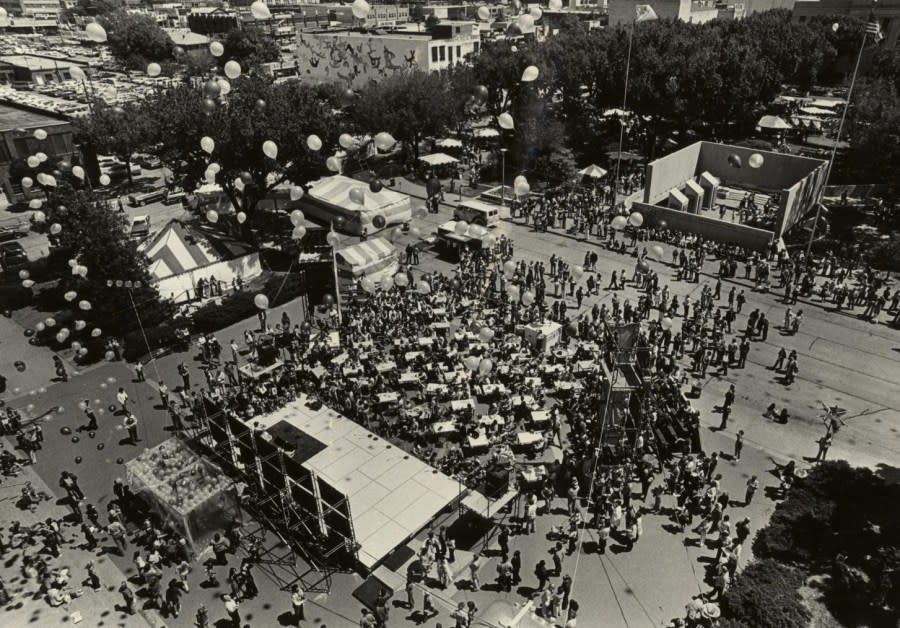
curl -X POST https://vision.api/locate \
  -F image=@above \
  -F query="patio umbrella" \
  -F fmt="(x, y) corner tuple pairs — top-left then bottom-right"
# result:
(435, 138), (463, 148)
(578, 164), (608, 179)
(473, 128), (500, 138)
(757, 115), (793, 130)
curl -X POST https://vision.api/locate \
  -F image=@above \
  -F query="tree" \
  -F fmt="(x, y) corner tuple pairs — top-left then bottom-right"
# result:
(75, 100), (153, 186)
(350, 70), (463, 162)
(141, 75), (341, 241)
(99, 11), (174, 70)
(721, 560), (811, 628)
(842, 77), (900, 184)
(219, 28), (280, 71)
(41, 182), (172, 337)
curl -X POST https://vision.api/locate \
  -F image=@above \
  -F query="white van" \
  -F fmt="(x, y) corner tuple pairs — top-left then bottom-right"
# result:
(454, 199), (501, 227)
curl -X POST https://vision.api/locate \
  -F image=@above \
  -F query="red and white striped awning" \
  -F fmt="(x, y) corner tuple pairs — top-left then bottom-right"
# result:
(336, 237), (395, 268)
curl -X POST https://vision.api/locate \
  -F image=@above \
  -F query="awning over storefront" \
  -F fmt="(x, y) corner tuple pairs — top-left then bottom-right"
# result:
(335, 237), (395, 268)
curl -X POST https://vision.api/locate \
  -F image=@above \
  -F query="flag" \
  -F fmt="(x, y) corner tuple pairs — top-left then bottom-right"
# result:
(865, 14), (884, 42)
(635, 4), (658, 23)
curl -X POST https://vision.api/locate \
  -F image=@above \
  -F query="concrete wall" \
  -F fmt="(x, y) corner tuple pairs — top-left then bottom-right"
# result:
(632, 201), (774, 252)
(644, 142), (702, 205)
(695, 142), (823, 191)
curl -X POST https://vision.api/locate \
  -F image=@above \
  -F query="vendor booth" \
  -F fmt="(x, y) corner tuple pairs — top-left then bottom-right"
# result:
(140, 220), (263, 303)
(520, 321), (562, 354)
(304, 175), (412, 236)
(335, 237), (399, 286)
(126, 438), (240, 550)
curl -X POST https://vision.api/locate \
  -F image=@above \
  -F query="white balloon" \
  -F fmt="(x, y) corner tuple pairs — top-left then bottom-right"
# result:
(64, 290), (77, 302)
(374, 132), (396, 151)
(200, 136), (215, 154)
(218, 78), (231, 95)
(86, 22), (107, 43)
(78, 300), (92, 311)
(209, 41), (224, 57)
(224, 60), (242, 80)
(749, 153), (764, 169)
(21, 176), (33, 189)
(529, 6), (543, 20)
(50, 222), (62, 234)
(326, 156), (341, 172)
(91, 328), (102, 337)
(146, 62), (161, 77)
(339, 133), (355, 149)
(254, 293), (270, 309)
(518, 14), (535, 33)
(206, 210), (219, 223)
(351, 0), (371, 19)
(99, 174), (110, 186)
(72, 165), (85, 180)
(27, 155), (39, 168)
(289, 186), (304, 201)
(477, 5), (490, 20)
(521, 65), (539, 83)
(236, 211), (247, 224)
(250, 0), (272, 20)
(32, 210), (46, 222)
(498, 113), (514, 130)
(36, 152), (47, 163)
(74, 319), (86, 330)
(262, 140), (278, 159)
(549, 0), (562, 9)
(33, 128), (47, 140)
(29, 199), (42, 209)
(307, 134), (323, 151)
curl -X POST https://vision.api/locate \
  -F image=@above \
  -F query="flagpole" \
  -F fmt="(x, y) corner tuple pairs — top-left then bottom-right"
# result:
(804, 26), (869, 258)
(612, 18), (635, 213)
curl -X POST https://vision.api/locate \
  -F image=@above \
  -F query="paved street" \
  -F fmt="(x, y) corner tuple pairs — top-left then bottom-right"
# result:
(1, 182), (897, 628)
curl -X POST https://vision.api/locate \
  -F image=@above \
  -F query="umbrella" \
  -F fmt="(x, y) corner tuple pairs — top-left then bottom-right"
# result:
(435, 138), (463, 148)
(578, 164), (608, 179)
(757, 115), (793, 130)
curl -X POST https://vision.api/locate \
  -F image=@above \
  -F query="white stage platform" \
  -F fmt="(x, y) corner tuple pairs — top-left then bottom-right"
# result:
(253, 396), (460, 569)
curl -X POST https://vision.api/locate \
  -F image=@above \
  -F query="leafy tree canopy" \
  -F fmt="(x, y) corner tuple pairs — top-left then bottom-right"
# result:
(219, 28), (280, 71)
(99, 11), (174, 70)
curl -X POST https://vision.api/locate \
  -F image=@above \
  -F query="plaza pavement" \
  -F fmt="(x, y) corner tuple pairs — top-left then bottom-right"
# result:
(1, 180), (898, 627)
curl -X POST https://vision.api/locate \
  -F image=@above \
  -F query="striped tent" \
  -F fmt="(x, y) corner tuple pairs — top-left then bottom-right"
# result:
(336, 237), (395, 269)
(144, 221), (221, 280)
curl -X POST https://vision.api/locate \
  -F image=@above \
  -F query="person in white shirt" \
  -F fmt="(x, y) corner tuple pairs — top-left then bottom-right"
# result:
(290, 584), (306, 622)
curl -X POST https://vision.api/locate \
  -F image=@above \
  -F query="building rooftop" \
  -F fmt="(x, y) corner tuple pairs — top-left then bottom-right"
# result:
(0, 103), (68, 132)
(0, 54), (76, 71)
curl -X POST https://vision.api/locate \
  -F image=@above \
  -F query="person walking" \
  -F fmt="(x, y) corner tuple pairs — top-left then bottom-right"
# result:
(166, 579), (184, 618)
(83, 400), (98, 432)
(119, 581), (135, 615)
(511, 550), (522, 585)
(107, 520), (127, 555)
(290, 584), (306, 623)
(734, 431), (744, 461)
(469, 554), (481, 590)
(223, 594), (241, 628)
(178, 362), (191, 391)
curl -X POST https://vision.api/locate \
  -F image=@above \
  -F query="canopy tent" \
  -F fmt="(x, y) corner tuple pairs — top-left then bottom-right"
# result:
(305, 175), (412, 236)
(335, 237), (396, 269)
(603, 108), (630, 117)
(435, 138), (463, 149)
(757, 115), (792, 130)
(473, 128), (500, 138)
(140, 220), (262, 302)
(799, 106), (834, 116)
(578, 164), (608, 179)
(808, 98), (842, 108)
(419, 152), (459, 167)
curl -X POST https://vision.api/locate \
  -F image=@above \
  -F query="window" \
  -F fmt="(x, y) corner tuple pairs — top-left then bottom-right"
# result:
(448, 46), (453, 62)
(438, 46), (445, 61)
(431, 47), (438, 63)
(456, 46), (461, 58)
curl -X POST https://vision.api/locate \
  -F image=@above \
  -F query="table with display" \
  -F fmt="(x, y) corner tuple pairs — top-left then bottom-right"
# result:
(399, 372), (422, 386)
(376, 392), (401, 406)
(530, 410), (552, 428)
(239, 360), (284, 381)
(516, 431), (545, 450)
(466, 431), (491, 452)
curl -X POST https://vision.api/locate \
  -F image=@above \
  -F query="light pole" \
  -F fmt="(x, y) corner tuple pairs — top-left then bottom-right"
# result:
(612, 18), (636, 213)
(500, 148), (508, 211)
(805, 15), (873, 259)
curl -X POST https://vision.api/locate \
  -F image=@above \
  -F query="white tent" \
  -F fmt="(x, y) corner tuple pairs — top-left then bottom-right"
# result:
(435, 138), (463, 148)
(419, 153), (459, 166)
(140, 220), (262, 302)
(305, 175), (412, 236)
(473, 128), (500, 138)
(799, 106), (834, 116)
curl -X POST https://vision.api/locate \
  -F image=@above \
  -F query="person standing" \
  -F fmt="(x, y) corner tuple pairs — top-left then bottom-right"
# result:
(469, 554), (481, 590)
(124, 413), (139, 444)
(405, 578), (415, 610)
(107, 520), (127, 555)
(511, 549), (522, 585)
(83, 400), (98, 432)
(134, 361), (145, 382)
(745, 476), (759, 506)
(734, 431), (744, 461)
(290, 584), (306, 623)
(498, 525), (510, 562)
(816, 434), (833, 461)
(178, 362), (191, 391)
(116, 388), (130, 414)
(166, 579), (184, 618)
(719, 405), (731, 431)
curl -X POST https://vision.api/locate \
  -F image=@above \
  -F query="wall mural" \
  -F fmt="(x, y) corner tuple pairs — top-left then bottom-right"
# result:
(296, 33), (423, 87)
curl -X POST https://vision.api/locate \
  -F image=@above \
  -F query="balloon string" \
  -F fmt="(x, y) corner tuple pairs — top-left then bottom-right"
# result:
(128, 288), (162, 382)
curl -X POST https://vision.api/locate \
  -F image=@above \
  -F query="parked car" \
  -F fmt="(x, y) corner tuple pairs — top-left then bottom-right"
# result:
(128, 187), (167, 206)
(0, 223), (27, 242)
(0, 241), (28, 272)
(129, 215), (151, 239)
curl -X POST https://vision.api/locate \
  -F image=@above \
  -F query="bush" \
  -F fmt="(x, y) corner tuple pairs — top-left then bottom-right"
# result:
(722, 560), (811, 628)
(122, 316), (191, 362)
